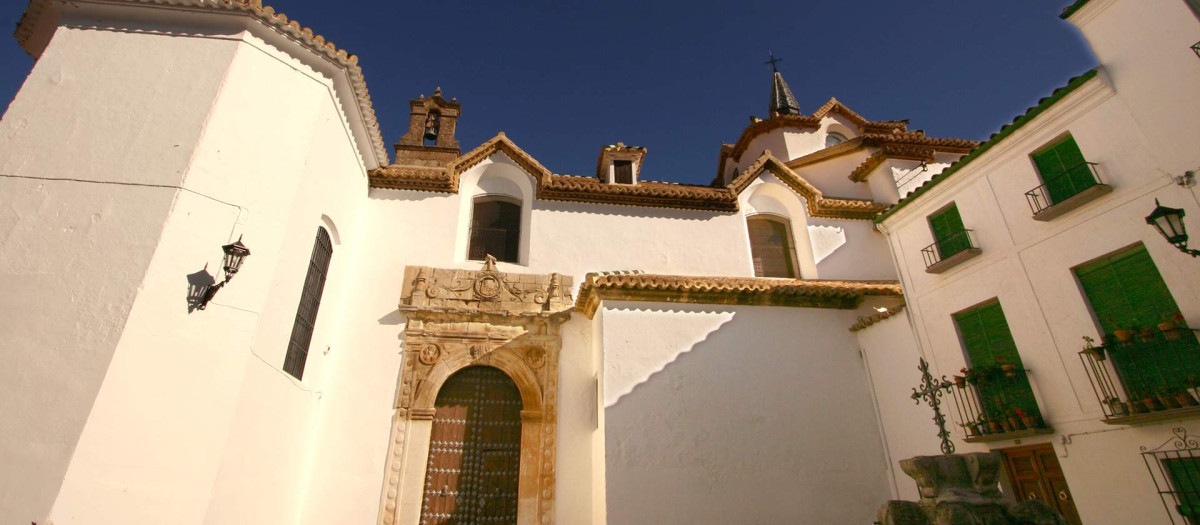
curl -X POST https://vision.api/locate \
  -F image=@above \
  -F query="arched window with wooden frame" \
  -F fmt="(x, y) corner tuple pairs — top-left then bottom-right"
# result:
(283, 227), (333, 380)
(468, 197), (521, 263)
(747, 215), (798, 278)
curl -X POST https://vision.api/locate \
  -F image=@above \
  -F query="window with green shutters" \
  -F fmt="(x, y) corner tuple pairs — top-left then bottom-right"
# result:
(1075, 245), (1200, 400)
(1165, 458), (1200, 523)
(1031, 135), (1097, 204)
(928, 204), (971, 259)
(954, 302), (1043, 425)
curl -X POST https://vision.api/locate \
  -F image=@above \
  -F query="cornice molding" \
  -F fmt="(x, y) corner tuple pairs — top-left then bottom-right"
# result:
(575, 273), (903, 319)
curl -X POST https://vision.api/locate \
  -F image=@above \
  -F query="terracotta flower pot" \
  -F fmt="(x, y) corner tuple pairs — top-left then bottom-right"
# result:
(1160, 394), (1181, 410)
(1175, 392), (1199, 407)
(1020, 415), (1037, 429)
(988, 422), (999, 434)
(954, 376), (967, 388)
(1139, 328), (1157, 343)
(1008, 416), (1024, 431)
(1143, 398), (1160, 412)
(1130, 400), (1149, 413)
(1114, 330), (1135, 343)
(1001, 364), (1018, 378)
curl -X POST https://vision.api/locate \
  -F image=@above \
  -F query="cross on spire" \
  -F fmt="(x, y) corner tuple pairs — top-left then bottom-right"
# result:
(764, 51), (783, 73)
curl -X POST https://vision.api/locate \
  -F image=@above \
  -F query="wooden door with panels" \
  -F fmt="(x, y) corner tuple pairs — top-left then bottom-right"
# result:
(420, 366), (522, 525)
(1001, 444), (1082, 525)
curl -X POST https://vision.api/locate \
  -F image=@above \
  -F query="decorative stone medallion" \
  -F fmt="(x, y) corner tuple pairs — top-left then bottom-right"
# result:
(418, 343), (441, 365)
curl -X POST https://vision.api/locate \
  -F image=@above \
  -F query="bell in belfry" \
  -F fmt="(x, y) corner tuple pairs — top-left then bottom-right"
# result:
(423, 112), (440, 142)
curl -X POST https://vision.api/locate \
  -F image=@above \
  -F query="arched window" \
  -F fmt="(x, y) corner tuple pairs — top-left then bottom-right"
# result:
(747, 216), (797, 278)
(469, 197), (521, 263)
(825, 132), (847, 148)
(284, 227), (333, 380)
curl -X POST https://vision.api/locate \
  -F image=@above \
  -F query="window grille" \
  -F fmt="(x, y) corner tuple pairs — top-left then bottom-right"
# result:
(1142, 427), (1200, 524)
(283, 227), (333, 380)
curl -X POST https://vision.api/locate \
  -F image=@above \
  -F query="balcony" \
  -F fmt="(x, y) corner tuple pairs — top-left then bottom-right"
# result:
(1025, 162), (1111, 221)
(948, 366), (1054, 443)
(1079, 327), (1200, 426)
(922, 230), (981, 274)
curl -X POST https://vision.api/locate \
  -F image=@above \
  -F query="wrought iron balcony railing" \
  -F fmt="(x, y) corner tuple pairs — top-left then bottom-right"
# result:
(921, 229), (981, 274)
(1025, 162), (1111, 221)
(1079, 327), (1200, 425)
(948, 366), (1053, 442)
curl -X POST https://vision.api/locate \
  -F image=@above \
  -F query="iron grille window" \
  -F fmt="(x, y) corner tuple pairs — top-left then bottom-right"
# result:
(747, 216), (796, 278)
(1142, 428), (1200, 524)
(613, 160), (633, 184)
(469, 198), (521, 263)
(283, 227), (333, 380)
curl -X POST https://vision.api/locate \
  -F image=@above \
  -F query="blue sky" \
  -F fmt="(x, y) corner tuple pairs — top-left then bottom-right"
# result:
(0, 1), (1094, 185)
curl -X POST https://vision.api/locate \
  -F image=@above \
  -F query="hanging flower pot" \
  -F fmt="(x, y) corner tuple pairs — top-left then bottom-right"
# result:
(1174, 391), (1199, 407)
(954, 375), (967, 388)
(1114, 329), (1136, 343)
(1143, 397), (1161, 412)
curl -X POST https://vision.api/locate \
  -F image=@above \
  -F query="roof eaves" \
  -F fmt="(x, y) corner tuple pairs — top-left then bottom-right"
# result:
(1060, 0), (1092, 19)
(873, 68), (1099, 225)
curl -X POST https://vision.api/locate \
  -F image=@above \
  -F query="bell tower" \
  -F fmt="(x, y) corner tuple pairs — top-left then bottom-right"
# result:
(393, 87), (461, 167)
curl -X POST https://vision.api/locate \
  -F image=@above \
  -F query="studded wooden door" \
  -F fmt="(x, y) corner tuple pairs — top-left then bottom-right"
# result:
(1002, 444), (1082, 525)
(421, 366), (522, 524)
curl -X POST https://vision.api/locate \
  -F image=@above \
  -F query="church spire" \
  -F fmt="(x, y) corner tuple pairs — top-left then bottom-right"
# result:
(765, 52), (801, 116)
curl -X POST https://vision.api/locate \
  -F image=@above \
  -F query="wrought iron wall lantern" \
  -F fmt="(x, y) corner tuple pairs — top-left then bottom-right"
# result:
(1146, 199), (1200, 258)
(198, 236), (251, 309)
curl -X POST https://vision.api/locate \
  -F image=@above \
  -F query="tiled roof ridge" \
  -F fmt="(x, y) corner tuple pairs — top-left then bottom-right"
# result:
(369, 135), (888, 218)
(14, 0), (388, 166)
(575, 272), (903, 317)
(849, 304), (907, 332)
(874, 68), (1100, 224)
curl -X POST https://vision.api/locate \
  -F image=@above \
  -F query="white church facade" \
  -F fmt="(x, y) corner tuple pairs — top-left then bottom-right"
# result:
(1, 0), (1198, 524)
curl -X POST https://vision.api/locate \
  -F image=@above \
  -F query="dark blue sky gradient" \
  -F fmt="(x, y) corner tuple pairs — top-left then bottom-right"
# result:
(1, 1), (1094, 185)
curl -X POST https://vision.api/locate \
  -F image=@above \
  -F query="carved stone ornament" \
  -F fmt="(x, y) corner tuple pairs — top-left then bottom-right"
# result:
(379, 259), (575, 525)
(417, 343), (441, 365)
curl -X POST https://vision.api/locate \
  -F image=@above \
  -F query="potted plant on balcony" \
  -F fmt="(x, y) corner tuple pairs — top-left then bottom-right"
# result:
(1111, 320), (1136, 344)
(1141, 394), (1161, 412)
(1081, 336), (1105, 361)
(1173, 388), (1199, 408)
(1105, 397), (1129, 417)
(1160, 312), (1187, 342)
(1129, 397), (1149, 414)
(1015, 408), (1038, 429)
(1138, 325), (1158, 343)
(953, 374), (967, 388)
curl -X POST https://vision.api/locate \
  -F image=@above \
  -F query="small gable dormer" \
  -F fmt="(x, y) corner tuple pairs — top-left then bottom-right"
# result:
(394, 87), (461, 167)
(596, 143), (646, 185)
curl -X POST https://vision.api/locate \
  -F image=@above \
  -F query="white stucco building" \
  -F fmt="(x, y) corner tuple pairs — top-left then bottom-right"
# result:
(1, 0), (1197, 524)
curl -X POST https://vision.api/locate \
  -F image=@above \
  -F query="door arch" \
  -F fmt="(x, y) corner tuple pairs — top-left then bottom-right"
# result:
(420, 366), (522, 524)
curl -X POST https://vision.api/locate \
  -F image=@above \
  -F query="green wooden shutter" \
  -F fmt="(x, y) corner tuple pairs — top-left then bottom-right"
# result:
(954, 302), (1042, 422)
(1166, 458), (1200, 520)
(1075, 246), (1200, 399)
(1033, 136), (1095, 204)
(929, 204), (970, 259)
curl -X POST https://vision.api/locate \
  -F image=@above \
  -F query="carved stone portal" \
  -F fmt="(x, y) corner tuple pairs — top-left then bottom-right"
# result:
(377, 257), (574, 525)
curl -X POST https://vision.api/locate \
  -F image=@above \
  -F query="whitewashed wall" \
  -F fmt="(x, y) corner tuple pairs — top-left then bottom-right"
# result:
(600, 300), (893, 524)
(0, 16), (372, 523)
(0, 25), (241, 522)
(876, 5), (1200, 518)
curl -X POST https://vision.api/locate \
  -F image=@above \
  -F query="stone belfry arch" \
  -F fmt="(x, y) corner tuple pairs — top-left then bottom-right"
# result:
(378, 257), (572, 525)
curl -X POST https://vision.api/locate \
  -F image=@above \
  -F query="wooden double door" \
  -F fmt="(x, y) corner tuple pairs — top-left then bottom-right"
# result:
(1002, 444), (1082, 525)
(421, 366), (522, 525)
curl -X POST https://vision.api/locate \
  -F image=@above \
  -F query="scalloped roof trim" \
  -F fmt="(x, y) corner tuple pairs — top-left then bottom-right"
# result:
(14, 0), (387, 166)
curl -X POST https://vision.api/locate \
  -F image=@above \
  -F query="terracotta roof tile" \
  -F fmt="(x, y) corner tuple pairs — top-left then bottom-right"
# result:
(848, 304), (906, 332)
(575, 273), (903, 317)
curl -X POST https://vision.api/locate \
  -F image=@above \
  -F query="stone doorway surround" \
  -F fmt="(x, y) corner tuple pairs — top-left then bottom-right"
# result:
(377, 257), (573, 525)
